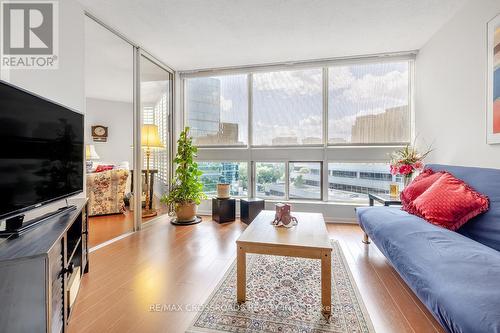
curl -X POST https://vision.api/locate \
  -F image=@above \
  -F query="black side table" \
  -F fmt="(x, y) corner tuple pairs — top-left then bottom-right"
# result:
(130, 169), (158, 209)
(212, 198), (236, 223)
(368, 193), (402, 207)
(362, 193), (402, 244)
(240, 198), (265, 225)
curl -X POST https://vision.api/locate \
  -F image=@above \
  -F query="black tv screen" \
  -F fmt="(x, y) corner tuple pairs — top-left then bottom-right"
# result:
(0, 81), (84, 219)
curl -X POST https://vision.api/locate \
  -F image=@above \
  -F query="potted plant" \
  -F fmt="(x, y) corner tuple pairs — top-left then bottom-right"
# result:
(161, 127), (206, 223)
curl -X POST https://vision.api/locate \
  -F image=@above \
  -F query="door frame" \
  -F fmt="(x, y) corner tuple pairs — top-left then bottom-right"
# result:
(135, 50), (175, 230)
(84, 12), (175, 232)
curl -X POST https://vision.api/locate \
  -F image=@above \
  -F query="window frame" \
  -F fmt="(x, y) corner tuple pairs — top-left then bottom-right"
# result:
(182, 53), (416, 205)
(182, 55), (414, 148)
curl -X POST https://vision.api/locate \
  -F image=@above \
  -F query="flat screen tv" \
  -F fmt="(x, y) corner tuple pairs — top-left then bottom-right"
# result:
(0, 81), (84, 219)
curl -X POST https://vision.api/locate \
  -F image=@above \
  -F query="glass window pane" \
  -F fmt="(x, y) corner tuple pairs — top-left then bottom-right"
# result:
(186, 75), (248, 146)
(140, 55), (172, 201)
(198, 162), (248, 197)
(252, 69), (323, 146)
(327, 163), (403, 203)
(328, 61), (410, 144)
(289, 162), (321, 200)
(255, 162), (286, 198)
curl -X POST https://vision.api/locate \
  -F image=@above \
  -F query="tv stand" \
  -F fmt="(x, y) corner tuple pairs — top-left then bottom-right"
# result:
(0, 199), (88, 333)
(2, 205), (77, 237)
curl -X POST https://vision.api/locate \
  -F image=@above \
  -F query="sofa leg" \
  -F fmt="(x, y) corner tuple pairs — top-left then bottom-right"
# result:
(362, 233), (370, 244)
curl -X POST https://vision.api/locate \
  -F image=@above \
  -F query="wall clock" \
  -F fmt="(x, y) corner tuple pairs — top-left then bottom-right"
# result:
(91, 125), (108, 142)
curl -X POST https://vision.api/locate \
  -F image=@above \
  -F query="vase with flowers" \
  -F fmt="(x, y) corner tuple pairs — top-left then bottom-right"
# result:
(390, 144), (432, 188)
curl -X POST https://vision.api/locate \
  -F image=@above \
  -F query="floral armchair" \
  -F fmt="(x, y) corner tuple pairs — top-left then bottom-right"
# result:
(86, 169), (129, 216)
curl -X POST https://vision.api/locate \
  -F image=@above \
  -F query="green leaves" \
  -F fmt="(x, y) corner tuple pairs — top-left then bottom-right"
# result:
(161, 127), (207, 209)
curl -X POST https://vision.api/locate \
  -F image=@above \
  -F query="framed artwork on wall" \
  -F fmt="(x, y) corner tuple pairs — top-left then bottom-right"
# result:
(487, 13), (500, 144)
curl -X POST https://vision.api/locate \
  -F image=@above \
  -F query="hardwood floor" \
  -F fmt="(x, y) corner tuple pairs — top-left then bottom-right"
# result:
(68, 216), (445, 333)
(88, 210), (134, 248)
(88, 197), (169, 248)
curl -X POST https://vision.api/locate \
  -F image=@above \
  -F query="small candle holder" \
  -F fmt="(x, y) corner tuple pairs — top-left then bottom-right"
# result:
(389, 183), (400, 198)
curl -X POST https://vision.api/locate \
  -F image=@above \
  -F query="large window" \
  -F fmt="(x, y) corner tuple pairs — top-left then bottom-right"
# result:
(186, 75), (248, 146)
(184, 56), (414, 206)
(198, 162), (248, 197)
(328, 61), (410, 144)
(289, 162), (322, 200)
(252, 69), (323, 146)
(328, 163), (402, 203)
(255, 162), (286, 198)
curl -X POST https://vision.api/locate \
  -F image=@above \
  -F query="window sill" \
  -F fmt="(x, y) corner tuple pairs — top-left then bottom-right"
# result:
(201, 197), (368, 207)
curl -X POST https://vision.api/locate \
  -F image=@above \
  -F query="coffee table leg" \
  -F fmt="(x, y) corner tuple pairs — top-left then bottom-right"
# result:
(321, 251), (332, 316)
(237, 245), (246, 303)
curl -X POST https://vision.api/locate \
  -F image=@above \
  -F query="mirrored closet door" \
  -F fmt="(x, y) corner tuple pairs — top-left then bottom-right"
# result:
(139, 54), (173, 225)
(84, 15), (136, 247)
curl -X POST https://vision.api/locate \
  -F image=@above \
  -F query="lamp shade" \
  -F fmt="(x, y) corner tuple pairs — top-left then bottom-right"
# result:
(86, 144), (100, 160)
(141, 124), (165, 149)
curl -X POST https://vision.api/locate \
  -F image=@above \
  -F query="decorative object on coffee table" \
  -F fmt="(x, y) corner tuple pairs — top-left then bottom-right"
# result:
(216, 183), (230, 199)
(188, 241), (375, 333)
(162, 127), (207, 225)
(240, 198), (265, 225)
(272, 203), (297, 227)
(390, 143), (432, 187)
(212, 197), (236, 223)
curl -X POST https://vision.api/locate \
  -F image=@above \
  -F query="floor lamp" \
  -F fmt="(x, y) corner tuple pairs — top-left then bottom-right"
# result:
(141, 124), (164, 218)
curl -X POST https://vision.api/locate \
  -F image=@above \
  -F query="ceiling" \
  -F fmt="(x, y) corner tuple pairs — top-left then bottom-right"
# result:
(78, 0), (468, 71)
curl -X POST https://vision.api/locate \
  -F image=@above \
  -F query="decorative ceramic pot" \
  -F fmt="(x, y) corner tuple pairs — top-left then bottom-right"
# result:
(175, 201), (197, 222)
(217, 183), (230, 199)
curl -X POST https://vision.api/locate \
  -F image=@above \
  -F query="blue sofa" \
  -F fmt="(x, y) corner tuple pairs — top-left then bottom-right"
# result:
(357, 164), (500, 333)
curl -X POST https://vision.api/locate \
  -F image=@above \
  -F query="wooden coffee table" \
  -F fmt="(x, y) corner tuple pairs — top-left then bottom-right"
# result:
(236, 210), (333, 315)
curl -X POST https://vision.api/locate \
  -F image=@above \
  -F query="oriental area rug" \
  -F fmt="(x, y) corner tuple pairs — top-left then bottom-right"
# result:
(188, 240), (375, 333)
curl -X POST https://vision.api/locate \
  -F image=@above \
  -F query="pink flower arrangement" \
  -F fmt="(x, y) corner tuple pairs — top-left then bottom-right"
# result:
(390, 162), (423, 176)
(390, 145), (432, 180)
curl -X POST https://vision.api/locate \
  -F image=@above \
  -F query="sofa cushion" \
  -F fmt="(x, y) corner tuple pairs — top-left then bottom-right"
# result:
(412, 172), (489, 230)
(401, 169), (443, 214)
(357, 206), (500, 333)
(427, 164), (500, 251)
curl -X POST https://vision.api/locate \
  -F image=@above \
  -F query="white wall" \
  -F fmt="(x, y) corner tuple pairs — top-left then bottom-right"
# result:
(416, 0), (500, 169)
(0, 0), (86, 220)
(85, 98), (133, 166)
(0, 0), (85, 112)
